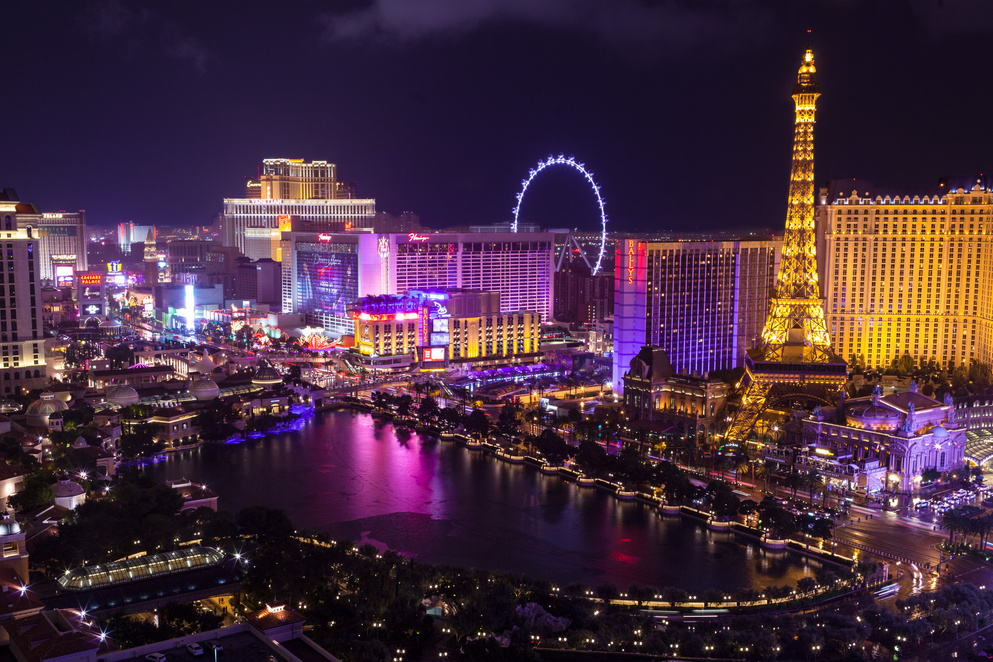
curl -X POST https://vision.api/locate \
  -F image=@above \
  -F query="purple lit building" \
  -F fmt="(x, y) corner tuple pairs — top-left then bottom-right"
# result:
(613, 238), (781, 394)
(280, 229), (554, 338)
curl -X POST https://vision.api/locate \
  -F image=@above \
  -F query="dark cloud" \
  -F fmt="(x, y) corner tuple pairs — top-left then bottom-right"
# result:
(81, 0), (210, 73)
(910, 0), (993, 35)
(319, 0), (773, 59)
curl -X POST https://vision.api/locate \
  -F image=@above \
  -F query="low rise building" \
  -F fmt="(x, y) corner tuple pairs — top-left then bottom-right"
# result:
(772, 384), (966, 495)
(350, 289), (541, 373)
(152, 406), (200, 450)
(622, 346), (730, 449)
(89, 365), (174, 390)
(953, 392), (993, 431)
(168, 478), (218, 511)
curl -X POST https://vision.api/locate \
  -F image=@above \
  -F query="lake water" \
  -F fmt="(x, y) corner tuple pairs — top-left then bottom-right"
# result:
(144, 410), (823, 592)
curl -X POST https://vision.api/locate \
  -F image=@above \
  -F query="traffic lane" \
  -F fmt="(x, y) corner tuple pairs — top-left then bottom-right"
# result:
(833, 518), (943, 566)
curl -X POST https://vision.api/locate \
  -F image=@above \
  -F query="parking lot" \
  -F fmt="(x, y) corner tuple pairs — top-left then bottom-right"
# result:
(142, 631), (290, 661)
(912, 482), (993, 517)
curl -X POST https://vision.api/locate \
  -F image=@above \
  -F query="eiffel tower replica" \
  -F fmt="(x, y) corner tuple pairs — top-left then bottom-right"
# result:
(724, 49), (848, 442)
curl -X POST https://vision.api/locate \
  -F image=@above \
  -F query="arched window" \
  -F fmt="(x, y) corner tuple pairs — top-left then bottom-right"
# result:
(13, 372), (19, 381)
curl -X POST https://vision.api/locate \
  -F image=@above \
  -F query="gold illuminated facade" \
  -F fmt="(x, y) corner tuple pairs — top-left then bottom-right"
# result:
(350, 289), (541, 372)
(222, 158), (374, 261)
(725, 49), (847, 442)
(260, 158), (351, 201)
(817, 178), (993, 369)
(449, 311), (540, 361)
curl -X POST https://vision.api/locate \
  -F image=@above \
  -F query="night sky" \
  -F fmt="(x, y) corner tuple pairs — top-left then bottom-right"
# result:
(4, 1), (992, 233)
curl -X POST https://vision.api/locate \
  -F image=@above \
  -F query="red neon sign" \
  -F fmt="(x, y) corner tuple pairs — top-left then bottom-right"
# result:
(78, 274), (103, 286)
(318, 233), (333, 242)
(627, 240), (635, 285)
(408, 233), (429, 242)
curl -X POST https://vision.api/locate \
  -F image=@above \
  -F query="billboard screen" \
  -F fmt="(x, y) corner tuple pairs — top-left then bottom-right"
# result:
(81, 303), (103, 317)
(55, 265), (74, 288)
(429, 332), (450, 346)
(421, 347), (446, 362)
(296, 246), (358, 320)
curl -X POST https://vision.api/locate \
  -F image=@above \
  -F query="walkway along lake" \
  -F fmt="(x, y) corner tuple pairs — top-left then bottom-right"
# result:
(145, 410), (825, 592)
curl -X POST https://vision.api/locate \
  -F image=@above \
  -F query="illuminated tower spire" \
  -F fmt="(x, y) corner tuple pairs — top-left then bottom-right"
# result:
(724, 49), (846, 443)
(761, 48), (833, 363)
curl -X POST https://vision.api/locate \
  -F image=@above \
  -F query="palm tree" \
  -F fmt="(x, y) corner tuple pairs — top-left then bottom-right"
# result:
(734, 453), (751, 486)
(410, 381), (424, 404)
(804, 471), (825, 506)
(980, 513), (993, 548)
(783, 470), (805, 500)
(942, 509), (966, 546)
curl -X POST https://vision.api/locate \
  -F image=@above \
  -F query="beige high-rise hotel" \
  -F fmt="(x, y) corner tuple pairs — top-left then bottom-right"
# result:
(817, 176), (993, 369)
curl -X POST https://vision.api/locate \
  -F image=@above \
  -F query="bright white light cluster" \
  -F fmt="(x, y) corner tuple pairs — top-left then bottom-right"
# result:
(512, 154), (609, 276)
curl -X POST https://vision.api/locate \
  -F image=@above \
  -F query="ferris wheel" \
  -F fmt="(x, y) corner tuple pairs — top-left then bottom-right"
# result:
(511, 155), (609, 276)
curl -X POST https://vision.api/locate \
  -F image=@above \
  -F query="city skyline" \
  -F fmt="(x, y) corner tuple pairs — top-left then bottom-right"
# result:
(4, 1), (993, 232)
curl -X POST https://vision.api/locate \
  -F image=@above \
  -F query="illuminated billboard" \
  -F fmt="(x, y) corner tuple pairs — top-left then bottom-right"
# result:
(55, 265), (74, 288)
(421, 347), (446, 362)
(78, 274), (103, 286)
(82, 303), (103, 317)
(296, 246), (358, 321)
(185, 284), (195, 331)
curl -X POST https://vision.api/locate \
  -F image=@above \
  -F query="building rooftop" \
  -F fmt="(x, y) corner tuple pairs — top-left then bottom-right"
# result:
(0, 568), (44, 619)
(246, 604), (307, 631)
(4, 608), (114, 661)
(57, 547), (224, 592)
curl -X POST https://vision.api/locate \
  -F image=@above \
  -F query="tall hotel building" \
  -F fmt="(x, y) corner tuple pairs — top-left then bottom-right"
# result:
(221, 158), (375, 261)
(281, 230), (554, 337)
(37, 212), (87, 283)
(613, 238), (781, 394)
(0, 190), (51, 394)
(117, 222), (153, 254)
(5, 205), (87, 283)
(817, 177), (993, 369)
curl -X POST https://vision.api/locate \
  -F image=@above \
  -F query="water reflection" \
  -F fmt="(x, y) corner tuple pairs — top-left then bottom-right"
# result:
(146, 410), (823, 591)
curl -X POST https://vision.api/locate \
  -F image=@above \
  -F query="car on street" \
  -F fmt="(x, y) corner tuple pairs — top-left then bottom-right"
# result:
(185, 643), (204, 657)
(145, 654), (167, 662)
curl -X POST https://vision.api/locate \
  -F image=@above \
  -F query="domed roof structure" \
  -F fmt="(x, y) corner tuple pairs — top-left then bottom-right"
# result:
(932, 425), (949, 438)
(99, 319), (122, 327)
(0, 519), (21, 536)
(53, 480), (85, 499)
(189, 375), (220, 401)
(252, 360), (283, 387)
(26, 392), (69, 427)
(106, 385), (140, 407)
(53, 480), (86, 510)
(845, 402), (903, 431)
